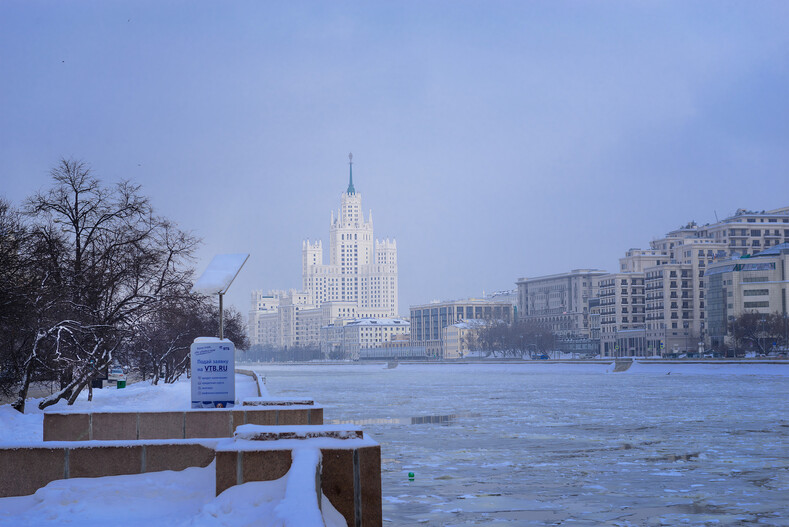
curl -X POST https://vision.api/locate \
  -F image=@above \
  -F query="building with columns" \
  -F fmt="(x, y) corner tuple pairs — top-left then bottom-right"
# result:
(249, 156), (400, 351)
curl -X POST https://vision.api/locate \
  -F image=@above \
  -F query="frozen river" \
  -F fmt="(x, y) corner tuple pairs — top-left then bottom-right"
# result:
(252, 362), (789, 526)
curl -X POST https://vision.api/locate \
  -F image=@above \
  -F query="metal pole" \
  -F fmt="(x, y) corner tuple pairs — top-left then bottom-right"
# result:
(219, 292), (224, 340)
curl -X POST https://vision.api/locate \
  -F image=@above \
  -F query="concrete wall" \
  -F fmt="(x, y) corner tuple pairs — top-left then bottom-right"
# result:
(216, 445), (382, 527)
(0, 442), (215, 498)
(1, 440), (382, 527)
(43, 407), (324, 441)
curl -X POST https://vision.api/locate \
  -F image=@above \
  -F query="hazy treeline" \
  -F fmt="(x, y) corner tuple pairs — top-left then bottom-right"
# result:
(465, 319), (557, 358)
(0, 159), (248, 413)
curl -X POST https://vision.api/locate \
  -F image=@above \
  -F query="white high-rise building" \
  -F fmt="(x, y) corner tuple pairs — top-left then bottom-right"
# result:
(302, 154), (398, 317)
(249, 155), (399, 350)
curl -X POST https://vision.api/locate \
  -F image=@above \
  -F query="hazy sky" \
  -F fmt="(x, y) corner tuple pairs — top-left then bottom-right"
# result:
(2, 1), (788, 316)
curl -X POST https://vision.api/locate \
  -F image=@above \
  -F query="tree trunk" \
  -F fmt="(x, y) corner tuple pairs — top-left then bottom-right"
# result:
(11, 360), (35, 414)
(67, 379), (87, 405)
(152, 358), (160, 385)
(11, 333), (44, 414)
(38, 375), (87, 410)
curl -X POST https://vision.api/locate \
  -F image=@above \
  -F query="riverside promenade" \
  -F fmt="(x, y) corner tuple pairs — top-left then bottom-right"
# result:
(0, 370), (383, 526)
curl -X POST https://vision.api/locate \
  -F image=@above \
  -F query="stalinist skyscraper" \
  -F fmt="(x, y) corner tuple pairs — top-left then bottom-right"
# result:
(302, 153), (398, 317)
(248, 155), (399, 350)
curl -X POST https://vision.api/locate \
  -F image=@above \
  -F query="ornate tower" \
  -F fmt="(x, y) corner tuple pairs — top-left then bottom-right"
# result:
(302, 155), (398, 316)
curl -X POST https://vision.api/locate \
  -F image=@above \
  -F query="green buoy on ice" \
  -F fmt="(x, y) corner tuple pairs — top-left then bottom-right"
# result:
(408, 472), (415, 481)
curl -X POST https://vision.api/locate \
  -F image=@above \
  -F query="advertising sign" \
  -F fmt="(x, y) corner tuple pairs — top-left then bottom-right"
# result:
(190, 338), (235, 408)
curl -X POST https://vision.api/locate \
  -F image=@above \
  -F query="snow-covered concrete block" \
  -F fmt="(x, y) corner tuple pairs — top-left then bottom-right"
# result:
(185, 410), (233, 438)
(0, 440), (219, 497)
(69, 445), (143, 479)
(144, 443), (215, 473)
(0, 447), (66, 498)
(277, 408), (311, 426)
(43, 413), (89, 441)
(91, 412), (137, 441)
(241, 408), (277, 426)
(242, 397), (314, 406)
(43, 407), (323, 442)
(234, 424), (363, 442)
(138, 411), (185, 440)
(214, 431), (381, 526)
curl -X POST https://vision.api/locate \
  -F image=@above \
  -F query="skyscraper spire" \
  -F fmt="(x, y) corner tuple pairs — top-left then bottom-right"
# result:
(347, 152), (355, 195)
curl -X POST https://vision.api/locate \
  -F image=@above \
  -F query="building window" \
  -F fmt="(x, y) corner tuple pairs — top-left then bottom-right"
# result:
(744, 301), (769, 308)
(743, 289), (769, 296)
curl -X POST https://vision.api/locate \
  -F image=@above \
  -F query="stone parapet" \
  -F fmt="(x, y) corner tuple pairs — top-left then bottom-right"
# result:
(0, 440), (216, 498)
(242, 397), (314, 406)
(43, 406), (324, 441)
(215, 426), (382, 526)
(0, 432), (383, 527)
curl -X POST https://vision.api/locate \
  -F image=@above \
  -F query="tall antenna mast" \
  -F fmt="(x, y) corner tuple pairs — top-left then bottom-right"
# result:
(347, 152), (355, 194)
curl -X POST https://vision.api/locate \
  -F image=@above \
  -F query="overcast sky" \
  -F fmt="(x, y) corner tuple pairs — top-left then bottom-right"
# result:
(2, 1), (788, 317)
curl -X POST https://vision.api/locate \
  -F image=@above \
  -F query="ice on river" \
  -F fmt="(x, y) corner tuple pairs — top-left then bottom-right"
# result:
(256, 362), (789, 526)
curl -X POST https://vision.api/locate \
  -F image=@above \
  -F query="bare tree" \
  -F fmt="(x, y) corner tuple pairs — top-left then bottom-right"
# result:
(0, 198), (37, 401)
(127, 295), (249, 385)
(729, 312), (787, 355)
(11, 159), (199, 411)
(467, 318), (556, 358)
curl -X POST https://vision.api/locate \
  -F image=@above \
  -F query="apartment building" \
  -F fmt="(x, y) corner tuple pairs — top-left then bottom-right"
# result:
(443, 319), (487, 359)
(601, 207), (787, 356)
(694, 207), (789, 256)
(301, 155), (397, 316)
(642, 235), (729, 355)
(598, 273), (646, 356)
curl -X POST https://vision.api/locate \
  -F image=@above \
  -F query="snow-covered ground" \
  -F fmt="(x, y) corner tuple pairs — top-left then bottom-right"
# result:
(2, 363), (788, 525)
(0, 460), (345, 527)
(0, 373), (258, 444)
(0, 374), (345, 526)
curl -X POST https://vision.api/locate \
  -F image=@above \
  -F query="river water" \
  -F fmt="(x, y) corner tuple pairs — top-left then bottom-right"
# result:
(251, 362), (789, 526)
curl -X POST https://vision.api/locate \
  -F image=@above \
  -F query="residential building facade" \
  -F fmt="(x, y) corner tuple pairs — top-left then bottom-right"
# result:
(694, 207), (789, 256)
(598, 273), (646, 356)
(600, 206), (788, 356)
(302, 156), (397, 317)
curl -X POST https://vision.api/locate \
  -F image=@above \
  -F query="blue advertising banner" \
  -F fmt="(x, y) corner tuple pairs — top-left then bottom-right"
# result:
(190, 338), (235, 408)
